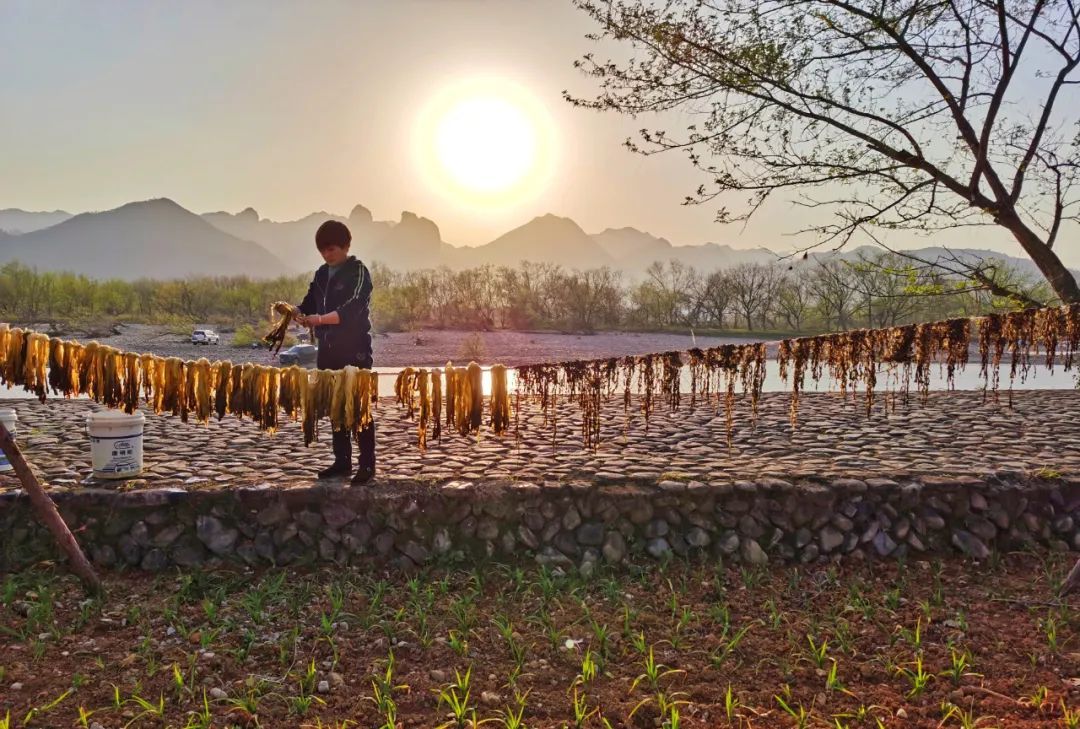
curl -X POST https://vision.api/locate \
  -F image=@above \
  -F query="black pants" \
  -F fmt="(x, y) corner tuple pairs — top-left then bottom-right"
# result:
(317, 345), (376, 472)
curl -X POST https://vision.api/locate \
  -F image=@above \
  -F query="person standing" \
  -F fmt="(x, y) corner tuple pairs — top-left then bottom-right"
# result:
(295, 220), (376, 484)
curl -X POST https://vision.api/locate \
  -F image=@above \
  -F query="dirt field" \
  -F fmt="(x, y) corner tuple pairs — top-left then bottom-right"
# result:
(3, 554), (1080, 728)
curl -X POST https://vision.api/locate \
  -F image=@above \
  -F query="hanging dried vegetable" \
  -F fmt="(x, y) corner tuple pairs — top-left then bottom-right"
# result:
(490, 364), (510, 435)
(263, 301), (314, 354)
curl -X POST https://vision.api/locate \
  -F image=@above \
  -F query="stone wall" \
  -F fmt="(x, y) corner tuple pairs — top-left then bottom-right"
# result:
(3, 476), (1080, 573)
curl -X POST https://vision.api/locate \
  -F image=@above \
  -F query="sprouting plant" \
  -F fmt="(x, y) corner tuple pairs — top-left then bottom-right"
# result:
(300, 657), (318, 696)
(670, 606), (694, 650)
(631, 646), (684, 694)
(172, 662), (187, 698)
(1061, 699), (1080, 729)
(724, 684), (741, 722)
(450, 594), (478, 634)
(570, 686), (597, 728)
(76, 705), (95, 729)
(367, 650), (409, 729)
(845, 580), (877, 621)
(764, 598), (783, 630)
(900, 616), (924, 653)
(22, 688), (73, 725)
(740, 565), (764, 589)
(896, 654), (935, 698)
(126, 692), (166, 723)
(574, 648), (598, 688)
(939, 700), (997, 728)
(883, 587), (901, 612)
(825, 659), (848, 694)
(774, 693), (813, 729)
(500, 702), (527, 729)
(622, 604), (639, 639)
(449, 629), (470, 657)
(709, 621), (754, 668)
(434, 666), (484, 729)
(630, 629), (648, 655)
(589, 619), (611, 666)
(288, 693), (325, 716)
(945, 645), (979, 685)
(1041, 614), (1060, 654)
(183, 689), (213, 729)
(528, 609), (563, 651)
(806, 634), (829, 669)
(1020, 685), (1051, 712)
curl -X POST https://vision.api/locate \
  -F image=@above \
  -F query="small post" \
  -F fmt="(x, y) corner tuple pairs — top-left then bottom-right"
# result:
(0, 422), (102, 594)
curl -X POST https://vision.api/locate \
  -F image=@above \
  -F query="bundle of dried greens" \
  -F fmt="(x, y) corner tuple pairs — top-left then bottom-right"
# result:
(416, 368), (431, 449)
(444, 362), (458, 429)
(22, 333), (49, 402)
(467, 362), (484, 435)
(661, 351), (683, 412)
(122, 352), (142, 414)
(213, 360), (233, 420)
(431, 368), (443, 441)
(264, 301), (313, 354)
(395, 367), (417, 418)
(490, 364), (510, 435)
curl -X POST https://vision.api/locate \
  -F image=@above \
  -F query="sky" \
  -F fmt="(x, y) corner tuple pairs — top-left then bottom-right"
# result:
(1, 0), (1078, 266)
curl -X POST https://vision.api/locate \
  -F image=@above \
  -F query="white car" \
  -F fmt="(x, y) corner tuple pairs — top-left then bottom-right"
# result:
(190, 329), (220, 345)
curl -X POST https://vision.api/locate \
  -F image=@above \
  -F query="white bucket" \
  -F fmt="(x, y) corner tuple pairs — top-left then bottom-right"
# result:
(86, 411), (145, 479)
(0, 408), (17, 473)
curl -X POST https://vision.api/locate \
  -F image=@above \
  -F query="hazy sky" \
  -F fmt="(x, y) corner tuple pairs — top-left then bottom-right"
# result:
(2, 0), (1078, 266)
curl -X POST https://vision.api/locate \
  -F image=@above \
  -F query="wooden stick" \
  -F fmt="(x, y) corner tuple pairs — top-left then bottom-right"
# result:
(0, 422), (102, 594)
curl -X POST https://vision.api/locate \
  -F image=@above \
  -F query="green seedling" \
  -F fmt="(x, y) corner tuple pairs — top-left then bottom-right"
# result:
(22, 688), (73, 725)
(1061, 699), (1080, 729)
(709, 621), (754, 668)
(631, 646), (684, 694)
(724, 684), (741, 722)
(570, 686), (597, 728)
(806, 634), (829, 669)
(940, 700), (996, 728)
(774, 693), (813, 729)
(896, 654), (935, 698)
(945, 645), (978, 685)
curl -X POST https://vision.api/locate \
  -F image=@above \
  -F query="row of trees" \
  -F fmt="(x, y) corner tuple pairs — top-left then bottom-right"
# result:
(0, 251), (1045, 335)
(372, 252), (1043, 333)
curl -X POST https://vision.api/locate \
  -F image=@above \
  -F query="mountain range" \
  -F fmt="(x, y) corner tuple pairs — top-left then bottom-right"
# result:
(0, 198), (1063, 282)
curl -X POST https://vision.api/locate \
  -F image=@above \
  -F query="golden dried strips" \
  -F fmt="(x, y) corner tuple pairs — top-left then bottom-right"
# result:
(0, 325), (382, 447)
(263, 301), (313, 355)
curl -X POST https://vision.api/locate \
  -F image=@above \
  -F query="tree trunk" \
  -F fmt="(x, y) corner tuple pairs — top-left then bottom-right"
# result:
(0, 423), (102, 594)
(1000, 212), (1080, 303)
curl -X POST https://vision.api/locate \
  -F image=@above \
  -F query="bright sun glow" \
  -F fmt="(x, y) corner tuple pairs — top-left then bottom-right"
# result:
(416, 78), (555, 208)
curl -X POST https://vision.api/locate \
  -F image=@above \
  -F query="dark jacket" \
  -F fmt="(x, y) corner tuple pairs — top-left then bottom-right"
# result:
(297, 255), (373, 368)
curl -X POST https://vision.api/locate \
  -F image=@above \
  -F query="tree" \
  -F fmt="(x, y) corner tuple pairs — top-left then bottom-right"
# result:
(694, 269), (734, 328)
(559, 267), (625, 330)
(729, 262), (782, 330)
(774, 273), (813, 331)
(639, 259), (700, 326)
(807, 260), (859, 330)
(847, 250), (921, 327)
(569, 0), (1080, 303)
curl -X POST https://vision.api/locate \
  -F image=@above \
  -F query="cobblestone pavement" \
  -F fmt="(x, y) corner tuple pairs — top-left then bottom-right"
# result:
(0, 389), (1077, 494)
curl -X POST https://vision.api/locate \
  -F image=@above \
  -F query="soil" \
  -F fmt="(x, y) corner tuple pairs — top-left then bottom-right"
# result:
(3, 553), (1080, 728)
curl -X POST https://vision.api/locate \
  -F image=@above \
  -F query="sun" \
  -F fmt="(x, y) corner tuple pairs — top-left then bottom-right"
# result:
(416, 78), (555, 208)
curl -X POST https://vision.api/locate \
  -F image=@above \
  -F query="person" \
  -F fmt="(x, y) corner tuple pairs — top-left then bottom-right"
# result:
(295, 220), (376, 485)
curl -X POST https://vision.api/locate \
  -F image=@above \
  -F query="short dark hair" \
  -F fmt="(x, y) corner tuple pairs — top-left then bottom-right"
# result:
(315, 220), (351, 250)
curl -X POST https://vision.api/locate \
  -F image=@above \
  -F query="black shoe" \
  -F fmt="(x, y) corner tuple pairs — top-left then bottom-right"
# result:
(317, 462), (351, 480)
(350, 466), (375, 486)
